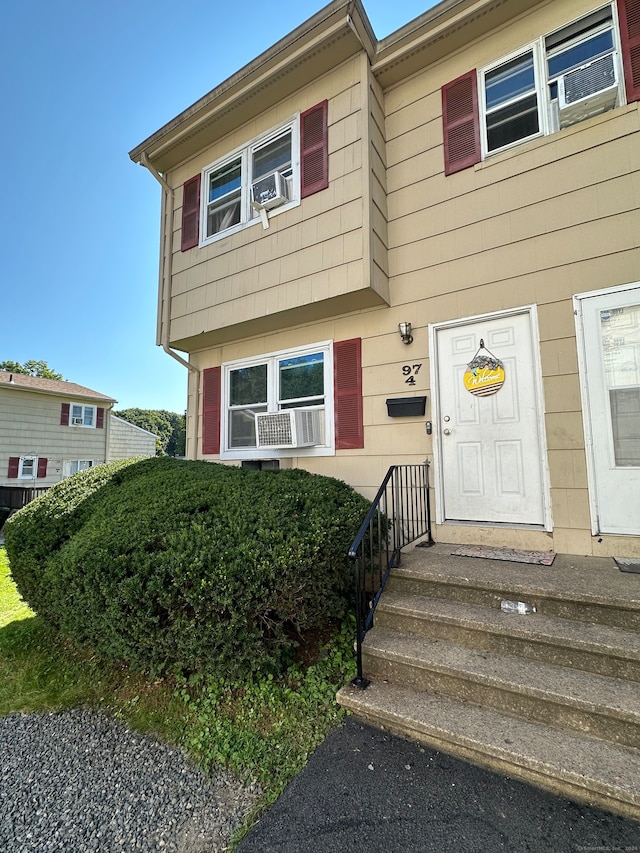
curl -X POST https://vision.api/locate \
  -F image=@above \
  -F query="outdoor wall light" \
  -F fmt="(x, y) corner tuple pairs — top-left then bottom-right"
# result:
(398, 322), (413, 345)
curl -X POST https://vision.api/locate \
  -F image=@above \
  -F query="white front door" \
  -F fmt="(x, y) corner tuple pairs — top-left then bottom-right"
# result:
(576, 285), (640, 535)
(433, 309), (547, 526)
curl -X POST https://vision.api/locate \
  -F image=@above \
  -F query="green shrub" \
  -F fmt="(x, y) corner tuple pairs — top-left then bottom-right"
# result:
(5, 458), (368, 679)
(4, 458), (140, 607)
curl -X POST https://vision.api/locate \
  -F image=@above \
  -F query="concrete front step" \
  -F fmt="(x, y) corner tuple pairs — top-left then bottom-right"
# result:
(376, 592), (640, 682)
(337, 680), (640, 821)
(387, 545), (640, 630)
(362, 627), (640, 748)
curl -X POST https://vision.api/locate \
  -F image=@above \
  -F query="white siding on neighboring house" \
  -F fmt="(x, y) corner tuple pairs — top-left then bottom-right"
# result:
(107, 416), (157, 461)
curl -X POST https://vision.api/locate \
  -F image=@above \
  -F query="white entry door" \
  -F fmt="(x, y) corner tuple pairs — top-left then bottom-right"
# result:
(576, 286), (640, 535)
(434, 309), (547, 526)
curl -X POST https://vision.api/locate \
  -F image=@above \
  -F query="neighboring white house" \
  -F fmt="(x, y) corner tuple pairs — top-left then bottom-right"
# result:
(0, 372), (156, 495)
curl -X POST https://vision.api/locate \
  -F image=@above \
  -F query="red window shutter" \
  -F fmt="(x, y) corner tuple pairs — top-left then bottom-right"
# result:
(8, 457), (19, 478)
(334, 338), (364, 450)
(96, 407), (105, 429)
(202, 367), (221, 455)
(300, 100), (328, 198)
(37, 458), (48, 478)
(181, 174), (201, 251)
(442, 70), (481, 175)
(60, 402), (70, 426)
(618, 0), (640, 103)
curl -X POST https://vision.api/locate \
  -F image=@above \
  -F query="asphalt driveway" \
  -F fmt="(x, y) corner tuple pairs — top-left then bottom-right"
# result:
(237, 717), (640, 853)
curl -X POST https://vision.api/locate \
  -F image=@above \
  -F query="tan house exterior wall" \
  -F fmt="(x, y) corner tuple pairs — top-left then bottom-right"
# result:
(106, 416), (157, 462)
(132, 0), (640, 558)
(381, 0), (640, 557)
(165, 52), (388, 355)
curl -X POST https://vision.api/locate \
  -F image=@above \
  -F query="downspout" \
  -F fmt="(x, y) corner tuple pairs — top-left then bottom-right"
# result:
(140, 152), (200, 459)
(104, 402), (114, 463)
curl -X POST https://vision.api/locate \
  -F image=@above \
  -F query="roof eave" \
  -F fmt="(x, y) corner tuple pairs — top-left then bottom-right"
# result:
(129, 0), (376, 174)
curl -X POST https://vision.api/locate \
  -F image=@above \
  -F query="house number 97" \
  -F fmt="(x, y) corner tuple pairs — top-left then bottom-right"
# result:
(402, 364), (422, 386)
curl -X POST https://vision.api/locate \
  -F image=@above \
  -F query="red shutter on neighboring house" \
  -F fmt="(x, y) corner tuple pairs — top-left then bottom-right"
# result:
(8, 457), (19, 478)
(37, 458), (48, 478)
(300, 100), (329, 198)
(618, 0), (640, 103)
(202, 367), (221, 455)
(442, 70), (481, 175)
(181, 174), (201, 251)
(334, 338), (364, 450)
(60, 402), (70, 426)
(96, 407), (105, 429)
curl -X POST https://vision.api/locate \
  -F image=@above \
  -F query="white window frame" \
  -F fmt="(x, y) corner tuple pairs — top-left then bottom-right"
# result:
(200, 117), (300, 246)
(64, 459), (93, 478)
(480, 41), (548, 158)
(18, 456), (37, 479)
(479, 4), (625, 158)
(70, 403), (96, 428)
(220, 341), (335, 460)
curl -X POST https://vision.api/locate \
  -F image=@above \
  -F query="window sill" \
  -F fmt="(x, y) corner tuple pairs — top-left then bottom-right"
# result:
(219, 445), (335, 460)
(198, 198), (300, 248)
(475, 102), (633, 173)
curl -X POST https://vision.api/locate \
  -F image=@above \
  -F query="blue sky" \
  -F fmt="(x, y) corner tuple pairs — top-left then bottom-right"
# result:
(1, 0), (435, 413)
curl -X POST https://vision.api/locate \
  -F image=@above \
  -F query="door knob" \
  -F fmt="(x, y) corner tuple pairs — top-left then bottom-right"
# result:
(443, 428), (452, 435)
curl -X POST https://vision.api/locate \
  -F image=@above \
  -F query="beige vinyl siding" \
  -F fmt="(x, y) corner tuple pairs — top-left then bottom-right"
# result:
(0, 389), (108, 487)
(107, 416), (156, 461)
(165, 56), (390, 353)
(177, 0), (640, 557)
(381, 0), (640, 555)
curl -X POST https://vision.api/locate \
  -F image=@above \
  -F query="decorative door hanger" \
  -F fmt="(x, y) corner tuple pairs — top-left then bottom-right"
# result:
(463, 339), (505, 396)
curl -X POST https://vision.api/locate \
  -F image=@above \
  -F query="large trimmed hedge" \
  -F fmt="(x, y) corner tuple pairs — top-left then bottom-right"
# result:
(5, 458), (368, 677)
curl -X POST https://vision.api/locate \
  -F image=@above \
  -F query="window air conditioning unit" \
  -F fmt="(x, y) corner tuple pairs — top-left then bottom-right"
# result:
(255, 409), (321, 449)
(558, 52), (618, 128)
(251, 171), (288, 211)
(72, 417), (84, 425)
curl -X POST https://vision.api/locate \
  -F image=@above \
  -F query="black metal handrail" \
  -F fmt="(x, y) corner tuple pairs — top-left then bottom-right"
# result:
(348, 463), (433, 688)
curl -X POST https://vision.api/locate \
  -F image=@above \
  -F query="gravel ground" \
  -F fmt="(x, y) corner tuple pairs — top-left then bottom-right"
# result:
(0, 710), (261, 853)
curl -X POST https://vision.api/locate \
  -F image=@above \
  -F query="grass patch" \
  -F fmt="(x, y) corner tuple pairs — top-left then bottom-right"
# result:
(0, 547), (32, 628)
(0, 546), (186, 741)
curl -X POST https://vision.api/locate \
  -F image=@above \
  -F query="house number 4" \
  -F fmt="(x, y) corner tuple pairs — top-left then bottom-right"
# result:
(402, 364), (422, 386)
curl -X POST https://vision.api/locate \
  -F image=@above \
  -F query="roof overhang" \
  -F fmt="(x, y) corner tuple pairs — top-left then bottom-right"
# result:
(371, 0), (540, 88)
(130, 0), (543, 174)
(129, 0), (376, 174)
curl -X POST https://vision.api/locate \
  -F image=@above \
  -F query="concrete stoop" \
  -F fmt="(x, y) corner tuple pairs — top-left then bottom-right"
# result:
(337, 544), (640, 820)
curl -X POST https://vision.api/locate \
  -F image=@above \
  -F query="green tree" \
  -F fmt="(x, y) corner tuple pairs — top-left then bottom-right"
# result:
(0, 360), (63, 380)
(114, 408), (186, 457)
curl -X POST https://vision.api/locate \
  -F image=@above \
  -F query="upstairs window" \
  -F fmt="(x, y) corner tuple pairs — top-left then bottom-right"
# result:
(181, 101), (328, 250)
(480, 6), (622, 156)
(203, 122), (297, 242)
(61, 402), (104, 428)
(443, 3), (639, 172)
(71, 404), (95, 427)
(484, 48), (541, 153)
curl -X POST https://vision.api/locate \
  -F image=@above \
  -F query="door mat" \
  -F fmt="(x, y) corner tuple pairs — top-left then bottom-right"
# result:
(451, 545), (556, 565)
(614, 557), (640, 574)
